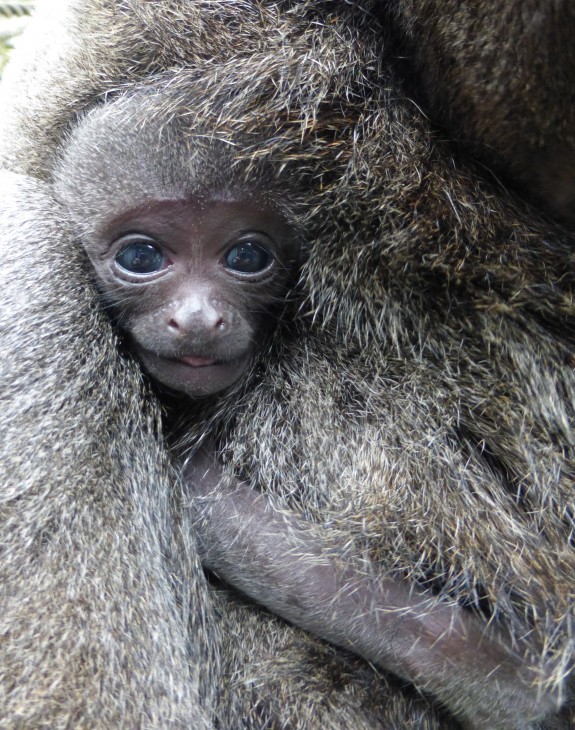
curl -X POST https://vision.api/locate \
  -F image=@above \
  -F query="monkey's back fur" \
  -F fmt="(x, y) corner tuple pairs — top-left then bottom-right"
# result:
(385, 0), (575, 227)
(1, 0), (575, 728)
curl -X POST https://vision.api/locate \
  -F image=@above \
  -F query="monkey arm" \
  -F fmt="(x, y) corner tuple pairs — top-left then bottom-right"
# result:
(0, 171), (214, 729)
(185, 448), (563, 730)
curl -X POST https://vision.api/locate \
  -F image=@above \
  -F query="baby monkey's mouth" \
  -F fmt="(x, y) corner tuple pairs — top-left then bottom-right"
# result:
(136, 346), (251, 396)
(178, 355), (218, 367)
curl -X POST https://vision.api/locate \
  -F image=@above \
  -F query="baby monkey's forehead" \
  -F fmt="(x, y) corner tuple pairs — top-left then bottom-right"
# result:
(53, 88), (307, 258)
(92, 196), (298, 259)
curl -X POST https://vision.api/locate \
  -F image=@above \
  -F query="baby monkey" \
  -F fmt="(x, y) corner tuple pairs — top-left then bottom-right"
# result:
(54, 94), (556, 729)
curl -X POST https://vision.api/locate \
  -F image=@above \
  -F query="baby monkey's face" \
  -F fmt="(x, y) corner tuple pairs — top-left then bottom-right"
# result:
(87, 197), (295, 397)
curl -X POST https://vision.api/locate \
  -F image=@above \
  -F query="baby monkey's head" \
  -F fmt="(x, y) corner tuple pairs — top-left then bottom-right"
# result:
(54, 91), (302, 397)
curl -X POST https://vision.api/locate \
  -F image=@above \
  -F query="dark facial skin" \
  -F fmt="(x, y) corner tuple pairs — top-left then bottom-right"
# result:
(87, 197), (295, 397)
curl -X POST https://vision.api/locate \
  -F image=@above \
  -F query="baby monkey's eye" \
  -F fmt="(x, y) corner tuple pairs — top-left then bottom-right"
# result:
(115, 236), (166, 274)
(224, 242), (273, 274)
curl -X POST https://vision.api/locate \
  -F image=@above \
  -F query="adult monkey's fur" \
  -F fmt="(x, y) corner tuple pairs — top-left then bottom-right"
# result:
(385, 0), (575, 228)
(0, 1), (574, 729)
(0, 172), (217, 728)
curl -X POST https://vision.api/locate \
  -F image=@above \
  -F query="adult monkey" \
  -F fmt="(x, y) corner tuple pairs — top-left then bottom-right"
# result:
(1, 1), (575, 729)
(0, 144), (484, 730)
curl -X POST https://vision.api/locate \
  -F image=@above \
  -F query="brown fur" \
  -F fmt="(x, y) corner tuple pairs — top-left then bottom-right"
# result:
(383, 0), (575, 227)
(0, 1), (574, 728)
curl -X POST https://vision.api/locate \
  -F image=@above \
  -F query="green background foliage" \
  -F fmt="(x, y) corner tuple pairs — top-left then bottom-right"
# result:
(0, 2), (34, 75)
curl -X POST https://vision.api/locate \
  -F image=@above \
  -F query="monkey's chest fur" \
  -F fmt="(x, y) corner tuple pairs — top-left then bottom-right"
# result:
(215, 296), (575, 676)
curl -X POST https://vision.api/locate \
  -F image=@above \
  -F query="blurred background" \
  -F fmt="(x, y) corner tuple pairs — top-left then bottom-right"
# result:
(0, 2), (35, 74)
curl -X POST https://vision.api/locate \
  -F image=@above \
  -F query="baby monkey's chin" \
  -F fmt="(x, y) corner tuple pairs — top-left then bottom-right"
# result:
(137, 348), (251, 397)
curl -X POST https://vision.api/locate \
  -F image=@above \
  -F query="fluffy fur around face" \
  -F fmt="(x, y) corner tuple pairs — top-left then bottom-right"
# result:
(1, 1), (575, 728)
(153, 54), (575, 728)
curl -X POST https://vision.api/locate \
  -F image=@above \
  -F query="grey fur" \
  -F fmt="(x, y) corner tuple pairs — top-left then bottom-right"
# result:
(56, 90), (571, 729)
(0, 171), (217, 728)
(0, 1), (574, 729)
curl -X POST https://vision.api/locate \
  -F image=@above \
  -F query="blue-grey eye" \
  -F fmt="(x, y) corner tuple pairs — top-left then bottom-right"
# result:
(225, 242), (273, 274)
(115, 239), (165, 274)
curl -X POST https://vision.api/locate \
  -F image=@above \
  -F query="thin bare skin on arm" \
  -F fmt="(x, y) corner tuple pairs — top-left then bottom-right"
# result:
(186, 449), (560, 730)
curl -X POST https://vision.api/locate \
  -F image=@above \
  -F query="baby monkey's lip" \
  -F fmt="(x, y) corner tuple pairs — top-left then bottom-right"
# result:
(178, 355), (218, 367)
